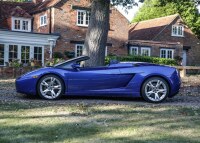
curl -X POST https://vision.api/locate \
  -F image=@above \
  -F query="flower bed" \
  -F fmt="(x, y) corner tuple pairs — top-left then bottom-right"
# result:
(0, 67), (39, 78)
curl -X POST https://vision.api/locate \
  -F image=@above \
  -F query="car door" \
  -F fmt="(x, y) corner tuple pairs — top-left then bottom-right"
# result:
(67, 67), (122, 93)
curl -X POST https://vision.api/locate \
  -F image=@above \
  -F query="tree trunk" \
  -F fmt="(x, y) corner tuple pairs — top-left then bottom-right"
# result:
(83, 0), (110, 67)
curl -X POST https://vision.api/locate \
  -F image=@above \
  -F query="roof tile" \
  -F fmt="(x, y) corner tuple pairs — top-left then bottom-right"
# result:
(129, 14), (179, 40)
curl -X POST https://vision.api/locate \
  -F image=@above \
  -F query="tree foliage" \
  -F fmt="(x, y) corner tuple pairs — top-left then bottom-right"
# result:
(133, 0), (200, 38)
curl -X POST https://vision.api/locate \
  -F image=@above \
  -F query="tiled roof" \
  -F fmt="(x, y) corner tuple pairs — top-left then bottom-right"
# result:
(129, 14), (179, 40)
(31, 0), (61, 13)
(0, 0), (62, 29)
(0, 1), (35, 28)
(11, 6), (32, 18)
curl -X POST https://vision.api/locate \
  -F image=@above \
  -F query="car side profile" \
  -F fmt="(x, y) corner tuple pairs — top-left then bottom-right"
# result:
(15, 56), (181, 103)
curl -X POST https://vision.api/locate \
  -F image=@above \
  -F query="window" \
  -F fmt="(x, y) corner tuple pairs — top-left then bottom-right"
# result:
(77, 10), (91, 27)
(0, 44), (4, 66)
(14, 20), (20, 30)
(172, 25), (184, 37)
(75, 44), (84, 57)
(141, 47), (151, 56)
(160, 49), (174, 59)
(12, 17), (31, 32)
(129, 46), (138, 55)
(34, 47), (43, 65)
(9, 45), (18, 62)
(22, 21), (29, 31)
(40, 15), (47, 26)
(21, 46), (30, 64)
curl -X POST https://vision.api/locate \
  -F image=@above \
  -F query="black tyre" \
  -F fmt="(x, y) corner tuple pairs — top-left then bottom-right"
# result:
(141, 77), (169, 103)
(37, 74), (64, 100)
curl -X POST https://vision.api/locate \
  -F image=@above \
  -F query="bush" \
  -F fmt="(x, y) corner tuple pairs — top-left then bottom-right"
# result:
(106, 55), (178, 66)
(53, 52), (63, 59)
(64, 51), (75, 59)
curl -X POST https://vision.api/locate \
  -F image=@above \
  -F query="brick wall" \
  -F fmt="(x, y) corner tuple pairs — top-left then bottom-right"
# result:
(52, 0), (129, 57)
(33, 10), (51, 33)
(154, 17), (200, 66)
(129, 40), (183, 58)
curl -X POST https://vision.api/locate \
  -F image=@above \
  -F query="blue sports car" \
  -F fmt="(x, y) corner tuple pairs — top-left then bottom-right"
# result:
(16, 56), (181, 103)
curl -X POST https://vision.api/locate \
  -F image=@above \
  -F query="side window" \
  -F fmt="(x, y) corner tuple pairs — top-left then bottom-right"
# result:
(160, 49), (174, 59)
(75, 44), (84, 57)
(172, 25), (184, 37)
(77, 10), (91, 27)
(141, 47), (151, 56)
(40, 15), (47, 26)
(129, 46), (138, 55)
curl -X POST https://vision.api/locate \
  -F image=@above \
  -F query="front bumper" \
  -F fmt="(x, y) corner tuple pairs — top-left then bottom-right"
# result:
(15, 76), (38, 95)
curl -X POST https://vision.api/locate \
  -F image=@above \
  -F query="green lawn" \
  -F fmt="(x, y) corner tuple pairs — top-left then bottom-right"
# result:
(0, 101), (200, 143)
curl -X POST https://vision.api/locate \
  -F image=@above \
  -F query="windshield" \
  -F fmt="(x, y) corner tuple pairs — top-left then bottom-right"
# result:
(54, 56), (90, 69)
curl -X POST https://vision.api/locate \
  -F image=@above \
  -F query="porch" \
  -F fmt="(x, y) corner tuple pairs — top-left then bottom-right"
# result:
(0, 29), (59, 66)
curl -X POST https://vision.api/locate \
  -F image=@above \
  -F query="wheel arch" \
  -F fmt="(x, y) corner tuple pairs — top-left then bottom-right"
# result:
(36, 73), (66, 94)
(140, 75), (171, 97)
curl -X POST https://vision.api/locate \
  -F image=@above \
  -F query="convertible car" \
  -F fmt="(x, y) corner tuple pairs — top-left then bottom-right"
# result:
(16, 56), (181, 103)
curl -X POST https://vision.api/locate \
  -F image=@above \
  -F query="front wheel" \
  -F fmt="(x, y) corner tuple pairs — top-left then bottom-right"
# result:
(37, 75), (64, 100)
(141, 77), (169, 103)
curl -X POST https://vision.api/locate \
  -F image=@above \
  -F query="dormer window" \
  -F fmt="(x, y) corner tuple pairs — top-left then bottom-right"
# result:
(172, 25), (184, 37)
(77, 10), (90, 27)
(12, 17), (31, 32)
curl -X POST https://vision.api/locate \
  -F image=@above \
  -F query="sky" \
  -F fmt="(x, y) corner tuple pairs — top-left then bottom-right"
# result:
(117, 0), (143, 22)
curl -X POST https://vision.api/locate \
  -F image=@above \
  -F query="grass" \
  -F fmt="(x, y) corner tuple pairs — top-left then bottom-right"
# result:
(0, 101), (200, 143)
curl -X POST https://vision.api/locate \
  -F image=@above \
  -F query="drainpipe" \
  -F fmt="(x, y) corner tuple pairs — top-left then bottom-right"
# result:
(49, 7), (52, 34)
(49, 39), (56, 59)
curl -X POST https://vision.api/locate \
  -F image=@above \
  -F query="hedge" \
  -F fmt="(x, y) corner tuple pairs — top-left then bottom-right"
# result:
(105, 55), (178, 66)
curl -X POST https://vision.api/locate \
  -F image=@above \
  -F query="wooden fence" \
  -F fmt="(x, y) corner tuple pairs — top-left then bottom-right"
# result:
(174, 66), (200, 77)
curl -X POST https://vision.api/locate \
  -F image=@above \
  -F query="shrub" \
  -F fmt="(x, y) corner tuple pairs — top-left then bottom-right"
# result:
(53, 52), (63, 59)
(106, 55), (178, 66)
(9, 59), (22, 68)
(64, 51), (75, 59)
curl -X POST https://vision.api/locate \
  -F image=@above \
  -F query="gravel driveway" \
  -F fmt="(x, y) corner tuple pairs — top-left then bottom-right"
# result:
(0, 76), (200, 107)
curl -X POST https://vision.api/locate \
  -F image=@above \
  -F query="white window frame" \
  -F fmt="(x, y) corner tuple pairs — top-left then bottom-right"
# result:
(172, 25), (184, 37)
(129, 46), (138, 55)
(141, 47), (151, 56)
(75, 44), (84, 57)
(40, 14), (47, 27)
(0, 44), (5, 66)
(21, 45), (31, 64)
(33, 46), (44, 66)
(77, 10), (90, 27)
(12, 17), (31, 32)
(160, 49), (174, 59)
(0, 44), (44, 66)
(105, 46), (108, 57)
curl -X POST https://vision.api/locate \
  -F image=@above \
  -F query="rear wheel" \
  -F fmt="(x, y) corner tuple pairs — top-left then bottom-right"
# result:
(141, 77), (169, 103)
(37, 75), (64, 100)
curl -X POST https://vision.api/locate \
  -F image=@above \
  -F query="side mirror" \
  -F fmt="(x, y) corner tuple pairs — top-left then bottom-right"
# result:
(71, 63), (81, 71)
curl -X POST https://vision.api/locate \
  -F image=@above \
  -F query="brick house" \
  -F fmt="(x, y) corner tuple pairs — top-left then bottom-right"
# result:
(0, 1), (60, 66)
(0, 0), (129, 66)
(129, 14), (200, 66)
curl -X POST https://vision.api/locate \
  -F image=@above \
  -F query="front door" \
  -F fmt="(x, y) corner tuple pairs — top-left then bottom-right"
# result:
(182, 50), (187, 66)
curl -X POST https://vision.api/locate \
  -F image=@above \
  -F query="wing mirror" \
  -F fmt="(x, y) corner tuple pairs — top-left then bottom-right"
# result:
(71, 63), (81, 71)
